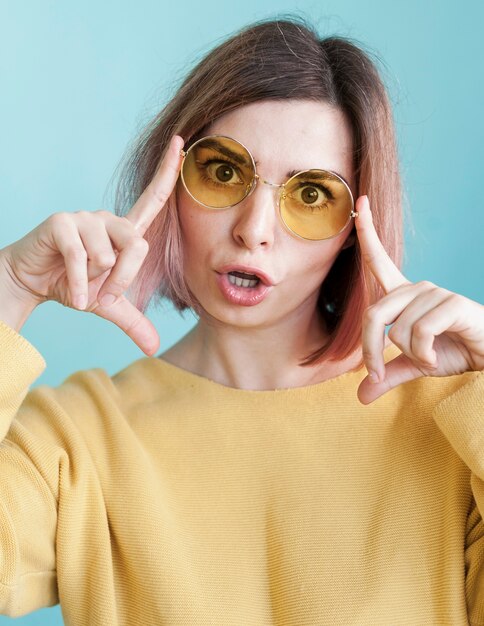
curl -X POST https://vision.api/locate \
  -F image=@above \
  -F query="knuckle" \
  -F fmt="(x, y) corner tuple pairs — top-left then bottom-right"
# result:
(361, 348), (374, 363)
(363, 304), (380, 324)
(361, 247), (385, 266)
(387, 326), (404, 346)
(70, 276), (87, 289)
(65, 246), (87, 261)
(94, 209), (112, 219)
(130, 237), (149, 256)
(393, 280), (412, 293)
(117, 216), (138, 236)
(48, 211), (70, 228)
(73, 210), (92, 220)
(447, 293), (464, 307)
(150, 182), (169, 206)
(106, 276), (130, 292)
(413, 320), (430, 338)
(91, 251), (116, 269)
(125, 312), (144, 335)
(416, 280), (435, 290)
(361, 250), (378, 265)
(119, 215), (135, 229)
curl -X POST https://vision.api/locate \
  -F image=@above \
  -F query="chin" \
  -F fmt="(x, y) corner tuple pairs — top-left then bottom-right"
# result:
(200, 305), (273, 329)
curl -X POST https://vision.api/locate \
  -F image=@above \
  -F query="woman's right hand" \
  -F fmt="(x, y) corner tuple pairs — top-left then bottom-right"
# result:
(0, 134), (185, 356)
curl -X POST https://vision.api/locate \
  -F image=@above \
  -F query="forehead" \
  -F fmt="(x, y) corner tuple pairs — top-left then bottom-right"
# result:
(205, 99), (355, 189)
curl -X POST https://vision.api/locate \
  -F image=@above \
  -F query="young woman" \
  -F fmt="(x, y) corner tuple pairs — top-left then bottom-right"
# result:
(0, 17), (483, 626)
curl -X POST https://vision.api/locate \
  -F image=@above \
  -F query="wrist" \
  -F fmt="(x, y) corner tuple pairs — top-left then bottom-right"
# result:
(0, 250), (41, 332)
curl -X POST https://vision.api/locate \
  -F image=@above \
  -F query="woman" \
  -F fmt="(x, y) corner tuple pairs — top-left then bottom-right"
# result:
(0, 16), (483, 626)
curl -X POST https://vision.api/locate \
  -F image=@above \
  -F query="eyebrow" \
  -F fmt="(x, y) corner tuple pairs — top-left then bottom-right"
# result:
(197, 138), (350, 186)
(283, 168), (349, 185)
(197, 138), (251, 168)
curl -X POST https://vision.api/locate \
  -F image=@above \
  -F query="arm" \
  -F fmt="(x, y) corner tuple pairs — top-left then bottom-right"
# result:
(0, 319), (59, 616)
(0, 318), (123, 619)
(432, 372), (484, 625)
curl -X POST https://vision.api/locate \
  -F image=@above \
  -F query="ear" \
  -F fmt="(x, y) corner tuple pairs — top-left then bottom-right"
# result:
(341, 229), (356, 250)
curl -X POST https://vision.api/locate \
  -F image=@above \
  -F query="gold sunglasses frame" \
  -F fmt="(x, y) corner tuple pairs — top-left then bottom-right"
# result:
(178, 134), (359, 242)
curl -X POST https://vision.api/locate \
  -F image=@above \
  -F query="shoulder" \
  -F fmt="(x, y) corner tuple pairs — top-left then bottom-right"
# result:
(17, 356), (172, 448)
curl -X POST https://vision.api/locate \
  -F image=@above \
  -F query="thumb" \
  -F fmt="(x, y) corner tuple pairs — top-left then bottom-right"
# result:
(91, 295), (160, 356)
(357, 352), (424, 404)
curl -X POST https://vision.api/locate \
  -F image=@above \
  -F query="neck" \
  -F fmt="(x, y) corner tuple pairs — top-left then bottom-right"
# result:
(159, 306), (361, 391)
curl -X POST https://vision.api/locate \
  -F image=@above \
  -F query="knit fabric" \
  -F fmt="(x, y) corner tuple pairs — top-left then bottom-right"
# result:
(0, 318), (483, 625)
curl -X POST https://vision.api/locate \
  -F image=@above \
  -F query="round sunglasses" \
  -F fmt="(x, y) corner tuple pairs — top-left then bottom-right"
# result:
(178, 134), (358, 241)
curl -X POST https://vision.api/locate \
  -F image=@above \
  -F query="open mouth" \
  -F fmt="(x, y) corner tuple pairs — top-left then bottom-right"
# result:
(227, 270), (261, 288)
(215, 270), (272, 307)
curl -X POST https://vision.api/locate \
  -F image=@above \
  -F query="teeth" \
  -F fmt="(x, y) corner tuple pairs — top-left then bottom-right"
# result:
(228, 274), (259, 288)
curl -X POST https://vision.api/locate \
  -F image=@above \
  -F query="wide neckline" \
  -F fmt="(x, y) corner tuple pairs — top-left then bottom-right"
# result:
(147, 343), (401, 397)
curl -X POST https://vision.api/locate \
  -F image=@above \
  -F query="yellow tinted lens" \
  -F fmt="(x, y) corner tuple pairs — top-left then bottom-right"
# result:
(281, 170), (353, 240)
(181, 136), (255, 208)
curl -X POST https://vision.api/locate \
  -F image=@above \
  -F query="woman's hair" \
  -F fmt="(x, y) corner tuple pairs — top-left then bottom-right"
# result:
(112, 15), (403, 367)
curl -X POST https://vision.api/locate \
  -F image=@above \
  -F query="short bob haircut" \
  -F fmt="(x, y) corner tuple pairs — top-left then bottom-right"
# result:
(112, 15), (403, 368)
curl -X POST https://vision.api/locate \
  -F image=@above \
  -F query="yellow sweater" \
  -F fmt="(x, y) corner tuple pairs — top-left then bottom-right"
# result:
(1, 319), (484, 626)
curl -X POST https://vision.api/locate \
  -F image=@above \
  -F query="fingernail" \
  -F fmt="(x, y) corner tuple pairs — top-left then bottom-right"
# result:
(75, 295), (86, 310)
(368, 370), (380, 384)
(100, 293), (116, 306)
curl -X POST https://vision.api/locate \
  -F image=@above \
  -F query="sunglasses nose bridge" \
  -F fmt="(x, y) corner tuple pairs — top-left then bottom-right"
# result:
(250, 174), (285, 208)
(254, 173), (284, 189)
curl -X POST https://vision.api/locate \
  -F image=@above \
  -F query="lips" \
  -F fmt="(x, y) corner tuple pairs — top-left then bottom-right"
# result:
(216, 265), (275, 286)
(215, 271), (272, 306)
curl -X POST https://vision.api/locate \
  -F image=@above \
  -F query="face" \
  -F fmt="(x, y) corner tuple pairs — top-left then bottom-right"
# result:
(175, 99), (355, 331)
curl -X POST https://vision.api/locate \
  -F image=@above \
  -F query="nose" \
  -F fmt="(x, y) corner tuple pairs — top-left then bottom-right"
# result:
(231, 179), (279, 250)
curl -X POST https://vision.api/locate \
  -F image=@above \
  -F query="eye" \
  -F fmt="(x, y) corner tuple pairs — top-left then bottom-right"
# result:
(300, 186), (321, 204)
(196, 159), (244, 186)
(289, 183), (333, 212)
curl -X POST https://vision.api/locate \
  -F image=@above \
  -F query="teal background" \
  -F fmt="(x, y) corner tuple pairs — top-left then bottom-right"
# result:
(0, 0), (482, 623)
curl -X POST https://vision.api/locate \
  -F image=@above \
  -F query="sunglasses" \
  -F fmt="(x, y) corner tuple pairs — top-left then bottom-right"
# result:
(178, 135), (358, 241)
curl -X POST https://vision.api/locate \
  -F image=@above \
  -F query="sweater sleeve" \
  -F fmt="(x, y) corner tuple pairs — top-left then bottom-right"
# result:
(432, 371), (484, 626)
(0, 319), (59, 616)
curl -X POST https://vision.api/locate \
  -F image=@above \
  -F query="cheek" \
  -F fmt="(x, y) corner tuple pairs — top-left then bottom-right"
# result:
(308, 232), (351, 269)
(176, 190), (207, 249)
(177, 185), (236, 254)
(291, 231), (352, 285)
(176, 189), (224, 280)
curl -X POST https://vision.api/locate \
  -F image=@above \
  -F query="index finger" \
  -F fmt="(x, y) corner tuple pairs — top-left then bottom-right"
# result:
(355, 195), (409, 294)
(92, 294), (160, 356)
(125, 134), (185, 236)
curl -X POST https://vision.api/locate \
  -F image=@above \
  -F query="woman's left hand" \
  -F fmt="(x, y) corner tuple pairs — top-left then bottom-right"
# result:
(355, 195), (484, 405)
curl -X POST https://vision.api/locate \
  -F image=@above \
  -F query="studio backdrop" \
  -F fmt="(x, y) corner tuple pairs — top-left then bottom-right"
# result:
(0, 0), (482, 622)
